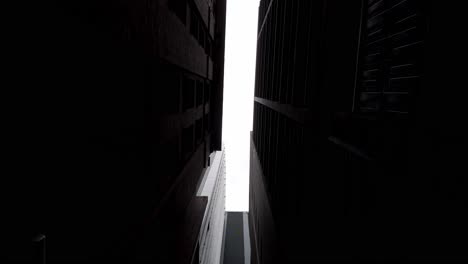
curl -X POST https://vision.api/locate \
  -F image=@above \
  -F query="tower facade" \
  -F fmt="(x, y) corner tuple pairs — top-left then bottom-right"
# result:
(249, 0), (467, 262)
(6, 0), (227, 263)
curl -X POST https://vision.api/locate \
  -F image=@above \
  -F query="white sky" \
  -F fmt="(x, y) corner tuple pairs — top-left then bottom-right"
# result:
(222, 0), (260, 211)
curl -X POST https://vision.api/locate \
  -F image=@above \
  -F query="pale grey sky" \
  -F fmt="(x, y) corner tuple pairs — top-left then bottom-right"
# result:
(222, 0), (260, 211)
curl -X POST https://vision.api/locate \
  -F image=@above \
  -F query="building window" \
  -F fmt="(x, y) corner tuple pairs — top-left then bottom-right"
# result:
(199, 27), (205, 48)
(196, 80), (203, 106)
(195, 118), (203, 144)
(206, 38), (212, 57)
(190, 8), (199, 39)
(204, 114), (210, 135)
(204, 82), (210, 104)
(182, 76), (195, 111)
(354, 0), (425, 114)
(189, 5), (211, 51)
(161, 68), (181, 113)
(182, 125), (194, 160)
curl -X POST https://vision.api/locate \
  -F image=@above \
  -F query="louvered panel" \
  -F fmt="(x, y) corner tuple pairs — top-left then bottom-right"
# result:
(357, 0), (425, 114)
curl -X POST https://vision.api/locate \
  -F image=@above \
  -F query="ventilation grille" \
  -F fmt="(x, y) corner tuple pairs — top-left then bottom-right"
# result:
(357, 0), (425, 114)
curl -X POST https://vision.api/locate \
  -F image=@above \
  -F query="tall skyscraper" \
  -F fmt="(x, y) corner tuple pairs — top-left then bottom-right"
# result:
(249, 0), (466, 262)
(6, 0), (226, 263)
(196, 149), (226, 264)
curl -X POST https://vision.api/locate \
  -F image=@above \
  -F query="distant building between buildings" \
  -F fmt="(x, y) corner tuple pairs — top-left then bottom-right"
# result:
(222, 212), (251, 264)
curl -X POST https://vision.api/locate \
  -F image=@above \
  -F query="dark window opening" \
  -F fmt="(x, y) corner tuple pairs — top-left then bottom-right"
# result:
(182, 125), (194, 160)
(196, 80), (203, 106)
(182, 76), (195, 111)
(189, 5), (211, 51)
(196, 118), (203, 144)
(206, 38), (212, 57)
(161, 69), (181, 113)
(199, 27), (205, 49)
(204, 114), (210, 135)
(204, 82), (210, 105)
(355, 0), (425, 115)
(190, 9), (198, 39)
(204, 35), (209, 55)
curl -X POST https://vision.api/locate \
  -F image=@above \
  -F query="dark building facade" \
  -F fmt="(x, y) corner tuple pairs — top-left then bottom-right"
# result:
(222, 212), (251, 264)
(250, 0), (467, 262)
(6, 0), (226, 263)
